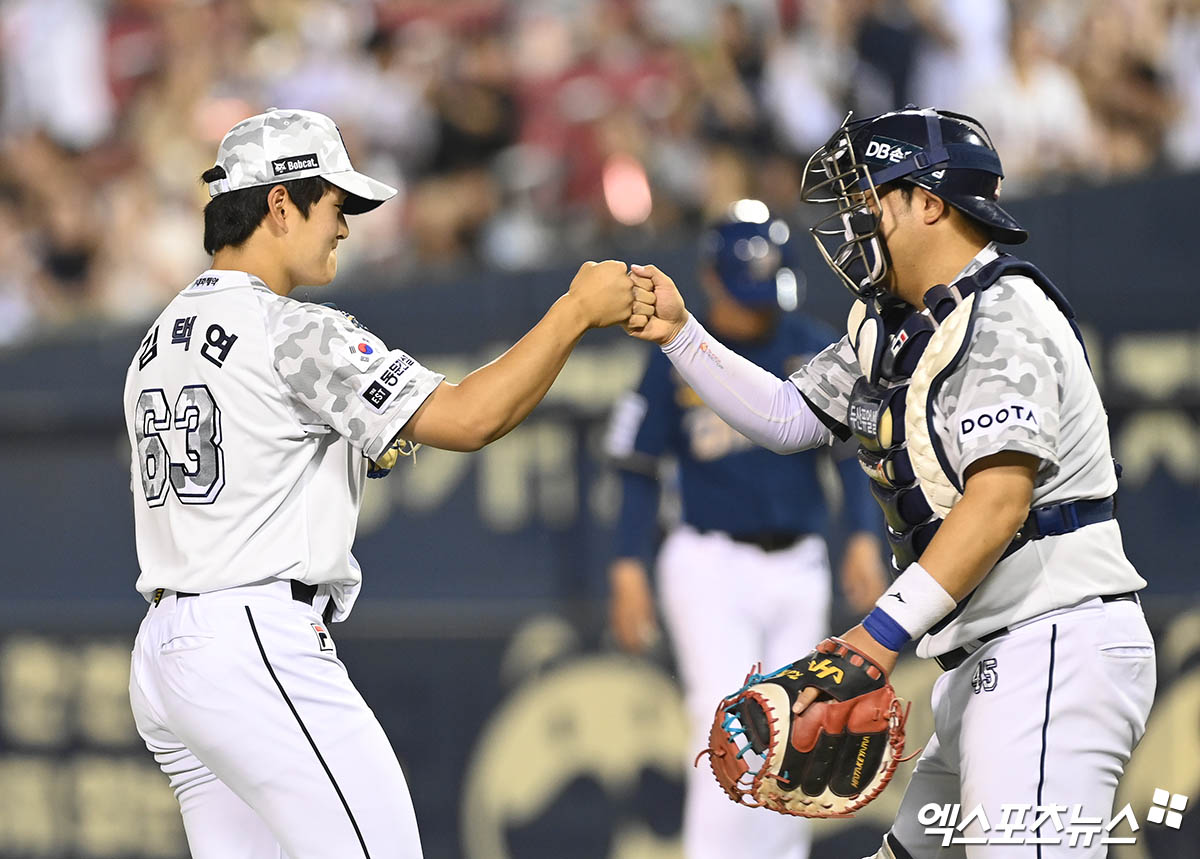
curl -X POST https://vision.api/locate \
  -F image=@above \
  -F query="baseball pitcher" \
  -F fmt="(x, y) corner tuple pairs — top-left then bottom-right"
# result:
(125, 108), (643, 858)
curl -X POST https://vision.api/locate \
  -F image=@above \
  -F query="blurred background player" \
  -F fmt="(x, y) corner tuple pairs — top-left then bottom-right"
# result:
(604, 200), (887, 859)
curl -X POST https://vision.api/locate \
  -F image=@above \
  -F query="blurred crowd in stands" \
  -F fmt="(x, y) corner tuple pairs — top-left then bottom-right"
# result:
(1, 0), (1199, 343)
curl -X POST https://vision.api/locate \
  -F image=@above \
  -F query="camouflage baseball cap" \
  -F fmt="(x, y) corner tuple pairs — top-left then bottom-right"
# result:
(208, 108), (397, 215)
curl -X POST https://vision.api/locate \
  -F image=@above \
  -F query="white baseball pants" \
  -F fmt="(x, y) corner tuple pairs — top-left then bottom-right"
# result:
(129, 580), (423, 859)
(658, 527), (832, 859)
(887, 596), (1155, 858)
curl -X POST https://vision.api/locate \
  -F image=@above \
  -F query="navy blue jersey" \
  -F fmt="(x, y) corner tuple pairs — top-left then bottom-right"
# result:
(607, 313), (879, 561)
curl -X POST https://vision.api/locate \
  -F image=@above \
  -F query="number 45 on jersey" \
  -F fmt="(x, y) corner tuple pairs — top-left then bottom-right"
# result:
(971, 658), (998, 695)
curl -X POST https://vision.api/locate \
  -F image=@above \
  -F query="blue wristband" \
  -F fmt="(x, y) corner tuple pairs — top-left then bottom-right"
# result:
(863, 607), (911, 652)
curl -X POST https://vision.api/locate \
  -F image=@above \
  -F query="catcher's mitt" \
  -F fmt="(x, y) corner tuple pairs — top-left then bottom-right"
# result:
(698, 637), (909, 818)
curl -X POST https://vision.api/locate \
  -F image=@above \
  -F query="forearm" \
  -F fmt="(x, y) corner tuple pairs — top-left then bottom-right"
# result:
(610, 557), (649, 583)
(855, 455), (1035, 666)
(660, 315), (831, 453)
(442, 295), (588, 446)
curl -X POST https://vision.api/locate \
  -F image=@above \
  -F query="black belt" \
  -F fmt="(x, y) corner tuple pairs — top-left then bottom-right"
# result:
(715, 530), (809, 552)
(934, 592), (1139, 672)
(153, 581), (334, 625)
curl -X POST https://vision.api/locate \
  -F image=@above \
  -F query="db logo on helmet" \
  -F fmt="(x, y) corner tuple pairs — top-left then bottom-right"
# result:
(865, 139), (914, 164)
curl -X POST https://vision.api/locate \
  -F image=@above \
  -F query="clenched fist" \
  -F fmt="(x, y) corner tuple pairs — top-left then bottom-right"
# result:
(567, 260), (654, 329)
(625, 264), (689, 345)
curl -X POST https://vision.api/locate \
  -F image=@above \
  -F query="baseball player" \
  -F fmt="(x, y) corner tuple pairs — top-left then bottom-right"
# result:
(628, 107), (1155, 857)
(605, 202), (887, 859)
(124, 108), (645, 859)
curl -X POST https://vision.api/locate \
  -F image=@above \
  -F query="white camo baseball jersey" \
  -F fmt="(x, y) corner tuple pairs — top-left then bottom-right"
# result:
(789, 245), (1145, 654)
(123, 268), (443, 619)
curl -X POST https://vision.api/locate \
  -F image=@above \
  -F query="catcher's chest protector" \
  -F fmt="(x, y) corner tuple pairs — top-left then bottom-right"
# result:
(847, 255), (1082, 572)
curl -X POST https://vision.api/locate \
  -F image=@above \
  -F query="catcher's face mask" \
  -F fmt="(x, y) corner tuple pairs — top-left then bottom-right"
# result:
(801, 117), (894, 301)
(802, 107), (1027, 301)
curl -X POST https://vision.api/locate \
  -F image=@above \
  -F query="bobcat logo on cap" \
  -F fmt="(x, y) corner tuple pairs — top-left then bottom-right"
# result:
(271, 153), (320, 176)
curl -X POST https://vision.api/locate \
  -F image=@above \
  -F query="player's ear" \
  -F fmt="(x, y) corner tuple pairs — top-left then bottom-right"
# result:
(265, 185), (290, 233)
(919, 188), (947, 227)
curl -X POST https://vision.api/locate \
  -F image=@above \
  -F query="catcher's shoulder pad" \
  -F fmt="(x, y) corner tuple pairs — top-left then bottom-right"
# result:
(765, 637), (888, 702)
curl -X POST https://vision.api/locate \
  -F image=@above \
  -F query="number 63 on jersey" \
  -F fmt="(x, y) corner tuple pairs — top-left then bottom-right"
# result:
(134, 385), (225, 506)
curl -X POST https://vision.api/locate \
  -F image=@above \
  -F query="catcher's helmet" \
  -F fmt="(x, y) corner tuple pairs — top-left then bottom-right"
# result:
(801, 107), (1026, 299)
(701, 199), (801, 310)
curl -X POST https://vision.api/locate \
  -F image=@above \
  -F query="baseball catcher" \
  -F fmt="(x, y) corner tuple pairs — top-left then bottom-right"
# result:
(627, 105), (1153, 858)
(701, 638), (909, 818)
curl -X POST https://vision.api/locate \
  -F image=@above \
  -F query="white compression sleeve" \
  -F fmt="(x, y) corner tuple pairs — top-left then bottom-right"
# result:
(660, 315), (832, 453)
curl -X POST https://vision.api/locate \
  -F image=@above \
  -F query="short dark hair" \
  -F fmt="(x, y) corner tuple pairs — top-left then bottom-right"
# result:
(878, 181), (915, 203)
(199, 167), (333, 255)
